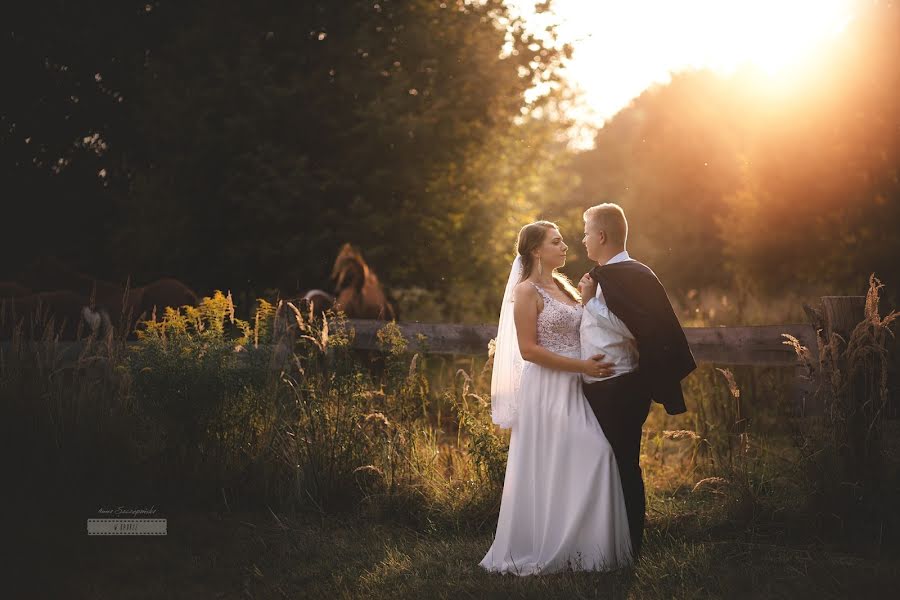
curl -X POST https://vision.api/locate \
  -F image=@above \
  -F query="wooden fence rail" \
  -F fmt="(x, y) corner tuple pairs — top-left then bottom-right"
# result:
(3, 296), (873, 416)
(0, 321), (819, 366)
(347, 320), (818, 366)
(3, 296), (868, 372)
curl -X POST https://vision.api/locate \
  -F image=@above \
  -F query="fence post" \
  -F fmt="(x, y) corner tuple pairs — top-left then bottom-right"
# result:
(821, 296), (866, 341)
(802, 297), (864, 417)
(792, 297), (865, 416)
(823, 294), (871, 461)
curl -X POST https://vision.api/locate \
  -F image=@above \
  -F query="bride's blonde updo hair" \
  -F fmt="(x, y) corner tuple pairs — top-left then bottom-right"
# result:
(516, 221), (581, 303)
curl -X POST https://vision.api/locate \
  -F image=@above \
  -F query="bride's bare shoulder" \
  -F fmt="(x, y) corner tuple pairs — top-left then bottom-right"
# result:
(513, 281), (539, 302)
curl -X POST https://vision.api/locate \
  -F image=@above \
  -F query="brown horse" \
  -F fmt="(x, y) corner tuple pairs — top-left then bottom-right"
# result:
(272, 242), (396, 328)
(270, 246), (396, 365)
(19, 255), (143, 320)
(0, 290), (112, 340)
(331, 244), (398, 321)
(18, 256), (199, 334)
(139, 278), (199, 320)
(0, 281), (31, 298)
(299, 288), (335, 315)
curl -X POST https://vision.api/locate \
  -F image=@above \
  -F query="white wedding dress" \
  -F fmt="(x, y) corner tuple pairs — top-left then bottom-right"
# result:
(479, 283), (633, 575)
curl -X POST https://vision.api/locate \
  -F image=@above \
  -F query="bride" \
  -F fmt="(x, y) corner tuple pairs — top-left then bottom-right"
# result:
(478, 220), (633, 575)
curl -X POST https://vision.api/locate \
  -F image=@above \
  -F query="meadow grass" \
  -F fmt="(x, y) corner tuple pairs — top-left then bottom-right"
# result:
(4, 282), (899, 598)
(26, 427), (900, 599)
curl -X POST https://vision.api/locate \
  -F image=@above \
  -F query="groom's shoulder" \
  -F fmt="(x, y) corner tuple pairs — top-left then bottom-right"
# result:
(625, 260), (665, 286)
(623, 259), (653, 273)
(596, 259), (657, 279)
(630, 260), (660, 279)
(593, 260), (666, 293)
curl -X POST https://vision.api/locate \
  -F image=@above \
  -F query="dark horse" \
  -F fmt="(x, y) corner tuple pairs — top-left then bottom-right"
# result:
(9, 255), (199, 338)
(275, 244), (398, 321)
(0, 290), (114, 340)
(331, 244), (398, 321)
(271, 244), (398, 364)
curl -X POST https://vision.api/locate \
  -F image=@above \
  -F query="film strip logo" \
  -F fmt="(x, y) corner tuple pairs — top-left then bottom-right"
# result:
(87, 519), (167, 536)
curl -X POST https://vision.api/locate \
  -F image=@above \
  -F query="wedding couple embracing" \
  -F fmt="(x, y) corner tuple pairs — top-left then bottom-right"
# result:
(479, 203), (697, 576)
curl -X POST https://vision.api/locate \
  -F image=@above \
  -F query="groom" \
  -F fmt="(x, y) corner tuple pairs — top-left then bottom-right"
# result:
(577, 203), (697, 560)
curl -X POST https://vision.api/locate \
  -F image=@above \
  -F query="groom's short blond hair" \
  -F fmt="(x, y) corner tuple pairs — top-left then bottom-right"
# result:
(583, 203), (628, 247)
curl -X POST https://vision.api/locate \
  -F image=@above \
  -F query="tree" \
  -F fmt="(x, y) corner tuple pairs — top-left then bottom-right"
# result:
(720, 1), (900, 301)
(3, 1), (575, 322)
(1, 1), (174, 279)
(558, 71), (746, 293)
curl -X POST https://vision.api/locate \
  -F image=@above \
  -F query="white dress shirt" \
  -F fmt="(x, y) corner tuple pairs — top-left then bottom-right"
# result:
(580, 250), (639, 383)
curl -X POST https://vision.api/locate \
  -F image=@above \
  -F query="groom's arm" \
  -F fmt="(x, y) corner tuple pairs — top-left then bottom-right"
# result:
(579, 273), (623, 327)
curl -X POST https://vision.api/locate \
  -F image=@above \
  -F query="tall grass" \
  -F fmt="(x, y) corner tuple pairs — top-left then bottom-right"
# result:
(643, 276), (899, 549)
(783, 275), (899, 550)
(0, 289), (509, 524)
(3, 279), (897, 560)
(1, 294), (135, 506)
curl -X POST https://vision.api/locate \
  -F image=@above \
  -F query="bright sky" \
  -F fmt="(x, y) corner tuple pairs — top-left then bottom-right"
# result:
(508, 0), (858, 131)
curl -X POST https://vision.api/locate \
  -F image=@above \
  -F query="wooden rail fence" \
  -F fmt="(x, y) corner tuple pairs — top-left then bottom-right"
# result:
(1, 299), (851, 365)
(0, 321), (819, 365)
(347, 320), (818, 365)
(3, 296), (871, 415)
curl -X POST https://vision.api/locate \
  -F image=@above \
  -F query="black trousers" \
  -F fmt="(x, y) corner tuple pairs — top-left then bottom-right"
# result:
(582, 371), (652, 559)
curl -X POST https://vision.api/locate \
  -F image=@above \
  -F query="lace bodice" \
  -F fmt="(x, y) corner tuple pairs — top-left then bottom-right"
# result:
(530, 283), (583, 356)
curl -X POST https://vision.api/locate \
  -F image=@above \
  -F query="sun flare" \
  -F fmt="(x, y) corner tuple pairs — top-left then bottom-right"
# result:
(510, 0), (858, 126)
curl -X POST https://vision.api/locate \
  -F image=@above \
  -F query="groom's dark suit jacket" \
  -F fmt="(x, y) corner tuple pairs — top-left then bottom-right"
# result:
(589, 260), (696, 415)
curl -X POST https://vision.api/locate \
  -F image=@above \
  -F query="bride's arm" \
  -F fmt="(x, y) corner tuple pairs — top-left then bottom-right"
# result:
(512, 283), (613, 377)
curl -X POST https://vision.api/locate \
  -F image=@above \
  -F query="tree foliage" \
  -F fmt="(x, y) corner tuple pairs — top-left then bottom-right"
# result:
(3, 0), (573, 321)
(561, 1), (900, 305)
(4, 1), (898, 321)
